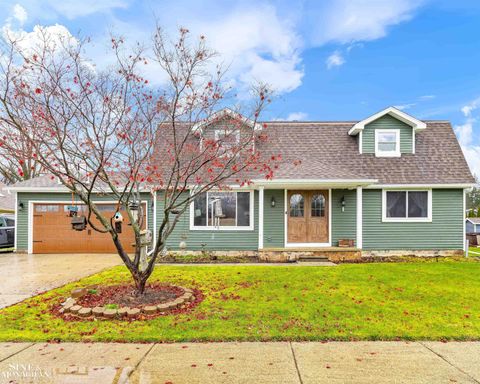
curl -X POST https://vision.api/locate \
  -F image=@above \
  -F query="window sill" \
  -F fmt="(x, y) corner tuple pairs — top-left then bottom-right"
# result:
(190, 226), (254, 231)
(375, 152), (401, 158)
(382, 218), (432, 223)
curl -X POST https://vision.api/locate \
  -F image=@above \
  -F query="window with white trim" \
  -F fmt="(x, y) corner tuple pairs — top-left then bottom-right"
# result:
(192, 191), (253, 230)
(214, 129), (240, 157)
(382, 190), (431, 222)
(375, 129), (400, 157)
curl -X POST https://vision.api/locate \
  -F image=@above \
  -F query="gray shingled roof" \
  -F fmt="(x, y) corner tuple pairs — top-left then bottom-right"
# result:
(8, 120), (475, 189)
(467, 218), (480, 224)
(7, 174), (62, 189)
(259, 120), (474, 184)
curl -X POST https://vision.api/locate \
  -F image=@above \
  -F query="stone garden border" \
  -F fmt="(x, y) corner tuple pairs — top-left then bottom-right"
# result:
(59, 286), (196, 319)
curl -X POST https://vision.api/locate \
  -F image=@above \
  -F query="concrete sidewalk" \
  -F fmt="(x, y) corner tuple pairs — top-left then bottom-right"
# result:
(1, 341), (479, 383)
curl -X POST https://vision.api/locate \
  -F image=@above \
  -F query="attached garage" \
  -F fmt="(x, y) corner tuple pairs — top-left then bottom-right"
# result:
(31, 202), (147, 254)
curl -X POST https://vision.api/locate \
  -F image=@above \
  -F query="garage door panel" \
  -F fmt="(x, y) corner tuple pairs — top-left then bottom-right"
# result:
(32, 203), (146, 254)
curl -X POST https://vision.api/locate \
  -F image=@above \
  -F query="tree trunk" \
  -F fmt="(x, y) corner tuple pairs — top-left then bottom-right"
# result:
(134, 276), (147, 296)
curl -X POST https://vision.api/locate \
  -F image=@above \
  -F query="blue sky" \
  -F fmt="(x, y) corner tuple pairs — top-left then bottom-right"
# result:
(2, 0), (480, 176)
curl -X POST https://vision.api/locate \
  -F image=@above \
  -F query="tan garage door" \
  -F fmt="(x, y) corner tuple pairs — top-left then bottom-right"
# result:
(32, 203), (146, 254)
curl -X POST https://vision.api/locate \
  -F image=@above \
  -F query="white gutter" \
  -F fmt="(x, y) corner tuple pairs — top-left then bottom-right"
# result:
(7, 181), (475, 193)
(252, 179), (378, 189)
(365, 183), (475, 189)
(6, 187), (153, 193)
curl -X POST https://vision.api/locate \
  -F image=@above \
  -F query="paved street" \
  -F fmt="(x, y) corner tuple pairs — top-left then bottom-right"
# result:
(0, 253), (120, 309)
(0, 341), (479, 383)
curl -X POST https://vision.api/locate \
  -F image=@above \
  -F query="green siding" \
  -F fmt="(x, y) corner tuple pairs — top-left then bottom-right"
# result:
(363, 189), (464, 250)
(331, 189), (357, 246)
(362, 114), (413, 154)
(16, 192), (153, 252)
(156, 191), (259, 251)
(17, 188), (464, 252)
(263, 189), (285, 248)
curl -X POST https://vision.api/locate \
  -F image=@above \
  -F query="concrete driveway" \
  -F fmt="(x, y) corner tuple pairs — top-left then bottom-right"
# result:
(0, 341), (479, 383)
(0, 253), (120, 308)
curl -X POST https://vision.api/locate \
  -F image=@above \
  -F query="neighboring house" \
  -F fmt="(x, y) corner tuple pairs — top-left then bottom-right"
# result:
(466, 218), (480, 234)
(0, 183), (15, 214)
(6, 107), (475, 258)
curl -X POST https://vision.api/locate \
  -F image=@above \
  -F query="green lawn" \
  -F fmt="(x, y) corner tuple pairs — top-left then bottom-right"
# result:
(469, 246), (480, 256)
(1, 260), (480, 342)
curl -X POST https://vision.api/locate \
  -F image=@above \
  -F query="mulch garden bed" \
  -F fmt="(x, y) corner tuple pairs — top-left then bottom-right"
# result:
(76, 283), (183, 308)
(54, 283), (204, 321)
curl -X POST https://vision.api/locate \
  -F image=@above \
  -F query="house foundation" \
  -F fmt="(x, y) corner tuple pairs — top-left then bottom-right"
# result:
(165, 248), (464, 263)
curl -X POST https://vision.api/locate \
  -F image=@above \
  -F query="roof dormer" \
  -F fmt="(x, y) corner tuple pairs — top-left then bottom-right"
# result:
(349, 107), (426, 156)
(192, 108), (263, 134)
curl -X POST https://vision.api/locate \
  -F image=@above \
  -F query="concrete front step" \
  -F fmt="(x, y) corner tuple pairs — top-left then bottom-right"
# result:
(298, 256), (330, 262)
(259, 247), (362, 263)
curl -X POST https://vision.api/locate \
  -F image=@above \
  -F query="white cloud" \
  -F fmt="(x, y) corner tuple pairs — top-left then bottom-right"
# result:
(2, 23), (78, 55)
(394, 94), (436, 112)
(461, 145), (480, 180)
(0, 0), (425, 96)
(455, 99), (480, 178)
(461, 97), (480, 117)
(98, 0), (424, 93)
(308, 0), (424, 45)
(239, 53), (303, 94)
(184, 4), (303, 95)
(12, 4), (27, 25)
(44, 0), (129, 19)
(455, 119), (474, 147)
(419, 95), (436, 100)
(273, 112), (308, 121)
(326, 51), (345, 69)
(394, 103), (416, 110)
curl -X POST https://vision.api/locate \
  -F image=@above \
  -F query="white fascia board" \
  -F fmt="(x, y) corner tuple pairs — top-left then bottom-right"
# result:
(6, 187), (71, 193)
(348, 106), (427, 136)
(7, 186), (153, 193)
(192, 108), (262, 133)
(182, 181), (379, 191)
(252, 179), (378, 189)
(365, 183), (475, 189)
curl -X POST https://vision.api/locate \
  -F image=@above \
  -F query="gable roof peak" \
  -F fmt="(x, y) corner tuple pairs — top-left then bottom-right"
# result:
(348, 106), (427, 136)
(192, 108), (263, 132)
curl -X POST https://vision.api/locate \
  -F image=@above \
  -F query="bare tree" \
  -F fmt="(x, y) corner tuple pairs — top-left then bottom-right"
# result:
(0, 34), (47, 183)
(0, 26), (279, 295)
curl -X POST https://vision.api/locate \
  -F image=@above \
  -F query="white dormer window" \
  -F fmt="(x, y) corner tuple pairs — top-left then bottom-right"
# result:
(375, 129), (400, 157)
(214, 129), (240, 157)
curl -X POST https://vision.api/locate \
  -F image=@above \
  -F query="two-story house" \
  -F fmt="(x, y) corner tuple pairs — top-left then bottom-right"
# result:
(7, 107), (475, 261)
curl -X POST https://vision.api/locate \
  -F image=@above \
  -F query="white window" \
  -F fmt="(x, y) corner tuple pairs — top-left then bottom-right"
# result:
(375, 129), (400, 157)
(214, 129), (240, 157)
(382, 190), (432, 222)
(190, 191), (254, 230)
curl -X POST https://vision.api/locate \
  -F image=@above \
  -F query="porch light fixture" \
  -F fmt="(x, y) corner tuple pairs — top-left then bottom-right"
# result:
(341, 196), (346, 212)
(129, 201), (139, 223)
(18, 202), (24, 211)
(271, 196), (276, 208)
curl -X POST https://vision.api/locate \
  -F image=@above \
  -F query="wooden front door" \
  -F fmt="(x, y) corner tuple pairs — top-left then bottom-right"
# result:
(287, 190), (329, 244)
(32, 203), (146, 253)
